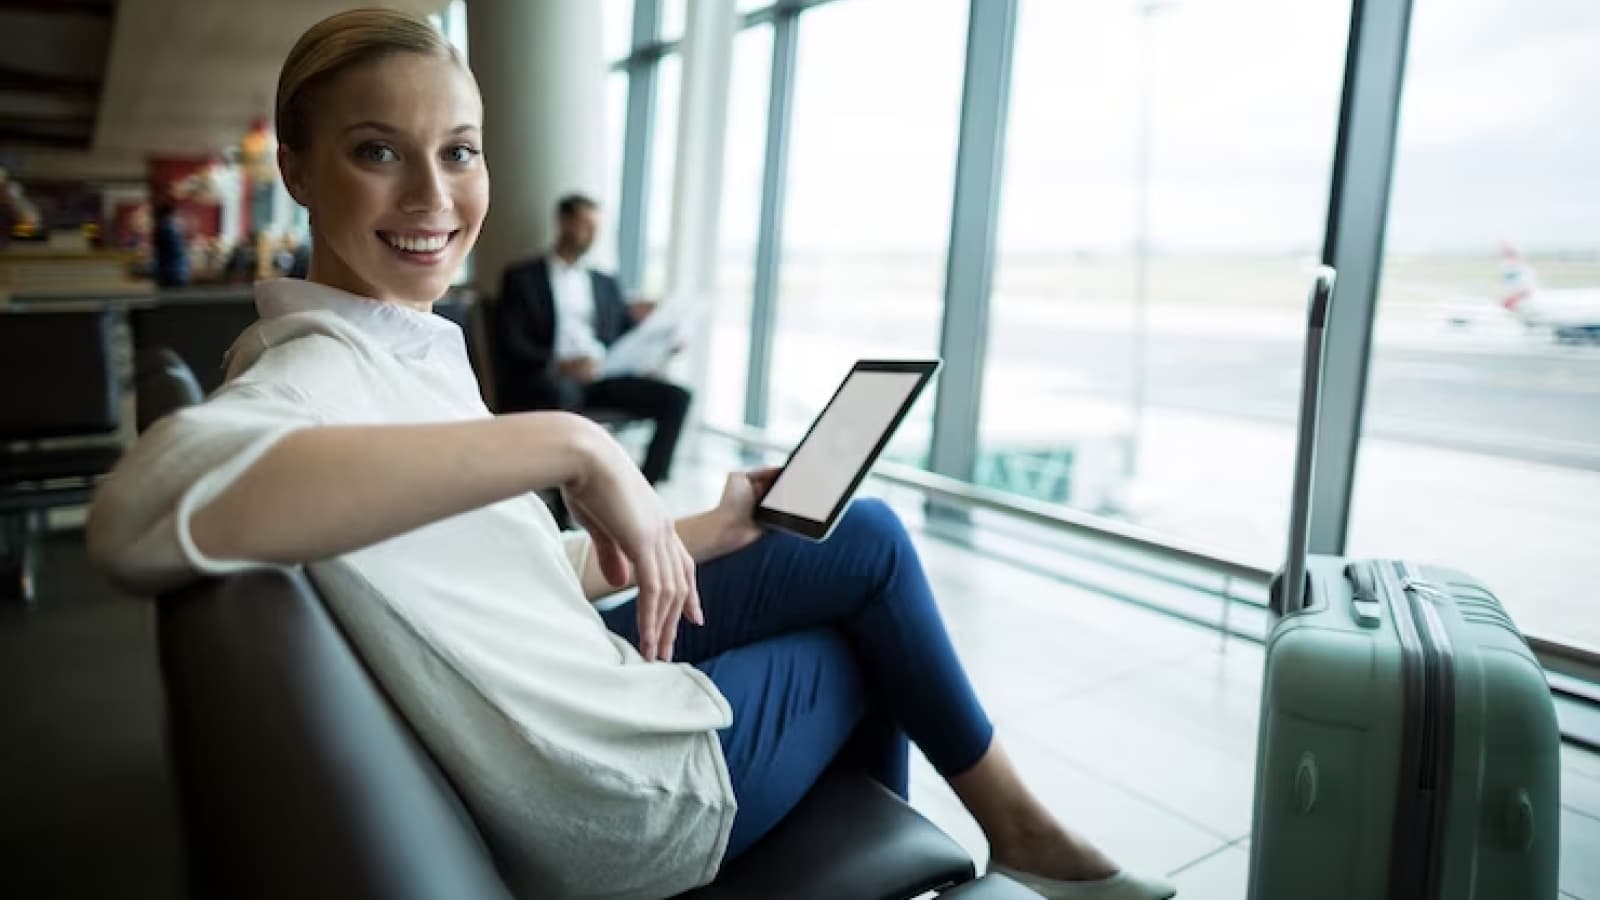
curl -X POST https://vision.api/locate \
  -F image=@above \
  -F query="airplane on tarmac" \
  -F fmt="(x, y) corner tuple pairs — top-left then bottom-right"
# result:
(1498, 243), (1600, 344)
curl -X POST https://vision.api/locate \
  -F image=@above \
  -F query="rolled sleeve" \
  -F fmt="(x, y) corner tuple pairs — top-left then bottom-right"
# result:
(170, 426), (303, 577)
(87, 380), (320, 594)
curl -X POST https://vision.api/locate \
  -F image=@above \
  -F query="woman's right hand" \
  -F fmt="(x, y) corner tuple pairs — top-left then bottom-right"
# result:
(562, 423), (701, 663)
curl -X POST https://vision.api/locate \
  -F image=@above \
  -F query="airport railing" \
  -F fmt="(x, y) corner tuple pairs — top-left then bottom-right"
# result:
(701, 420), (1600, 748)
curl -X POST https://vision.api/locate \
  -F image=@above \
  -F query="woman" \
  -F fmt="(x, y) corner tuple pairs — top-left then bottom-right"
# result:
(87, 10), (1174, 900)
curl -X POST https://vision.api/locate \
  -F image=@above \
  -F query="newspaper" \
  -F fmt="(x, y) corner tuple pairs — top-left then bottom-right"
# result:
(599, 303), (699, 378)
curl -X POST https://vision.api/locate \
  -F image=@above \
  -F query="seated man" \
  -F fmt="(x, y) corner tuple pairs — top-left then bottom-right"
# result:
(496, 193), (690, 485)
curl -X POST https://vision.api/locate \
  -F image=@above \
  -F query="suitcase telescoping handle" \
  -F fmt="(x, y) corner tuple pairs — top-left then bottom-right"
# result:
(1281, 266), (1336, 615)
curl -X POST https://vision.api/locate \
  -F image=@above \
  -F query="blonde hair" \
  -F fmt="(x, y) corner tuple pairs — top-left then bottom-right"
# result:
(276, 7), (462, 151)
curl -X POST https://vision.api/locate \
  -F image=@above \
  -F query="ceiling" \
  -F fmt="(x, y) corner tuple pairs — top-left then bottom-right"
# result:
(0, 0), (116, 151)
(1, 0), (445, 180)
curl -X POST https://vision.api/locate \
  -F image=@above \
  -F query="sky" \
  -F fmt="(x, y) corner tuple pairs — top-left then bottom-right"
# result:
(604, 0), (1600, 257)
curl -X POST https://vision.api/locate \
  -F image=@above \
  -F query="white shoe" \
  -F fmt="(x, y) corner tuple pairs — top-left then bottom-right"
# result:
(987, 862), (1177, 900)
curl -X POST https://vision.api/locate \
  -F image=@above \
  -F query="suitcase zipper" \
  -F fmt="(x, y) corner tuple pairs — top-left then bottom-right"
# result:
(1393, 562), (1458, 900)
(1383, 561), (1429, 900)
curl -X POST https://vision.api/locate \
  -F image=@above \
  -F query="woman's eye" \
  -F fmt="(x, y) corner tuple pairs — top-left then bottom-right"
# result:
(444, 144), (480, 164)
(355, 142), (398, 163)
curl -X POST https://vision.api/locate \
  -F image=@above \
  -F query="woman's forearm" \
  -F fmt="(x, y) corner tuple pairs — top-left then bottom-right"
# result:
(191, 411), (601, 565)
(677, 510), (744, 565)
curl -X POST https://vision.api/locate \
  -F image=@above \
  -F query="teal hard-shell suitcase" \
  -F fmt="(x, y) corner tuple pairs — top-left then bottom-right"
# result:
(1246, 269), (1562, 900)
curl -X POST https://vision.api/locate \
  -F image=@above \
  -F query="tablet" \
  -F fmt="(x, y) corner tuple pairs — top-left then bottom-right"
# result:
(755, 360), (940, 541)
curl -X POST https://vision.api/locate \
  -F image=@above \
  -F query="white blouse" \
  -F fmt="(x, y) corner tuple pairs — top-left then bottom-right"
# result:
(87, 278), (736, 900)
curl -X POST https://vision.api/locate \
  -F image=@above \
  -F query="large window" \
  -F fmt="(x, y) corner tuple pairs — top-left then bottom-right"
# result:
(431, 0), (468, 58)
(980, 0), (1350, 558)
(602, 70), (630, 269)
(606, 0), (641, 280)
(1349, 0), (1600, 650)
(660, 0), (686, 43)
(640, 53), (682, 297)
(768, 0), (968, 465)
(702, 25), (775, 428)
(602, 0), (634, 62)
(606, 0), (1600, 671)
(636, 52), (681, 296)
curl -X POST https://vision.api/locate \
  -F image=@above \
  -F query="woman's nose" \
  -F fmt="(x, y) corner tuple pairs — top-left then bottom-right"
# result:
(399, 160), (451, 214)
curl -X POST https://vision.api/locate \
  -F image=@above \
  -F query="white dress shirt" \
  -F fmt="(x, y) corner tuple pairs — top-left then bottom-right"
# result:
(87, 278), (736, 899)
(548, 253), (607, 362)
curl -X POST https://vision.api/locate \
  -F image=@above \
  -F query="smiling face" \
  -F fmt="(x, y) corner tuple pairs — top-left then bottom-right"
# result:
(278, 51), (488, 310)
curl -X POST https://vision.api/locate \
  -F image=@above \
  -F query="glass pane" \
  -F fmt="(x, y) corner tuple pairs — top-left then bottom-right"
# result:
(603, 69), (629, 270)
(982, 0), (1350, 558)
(641, 53), (681, 297)
(603, 0), (634, 61)
(770, 0), (968, 466)
(444, 0), (469, 60)
(661, 0), (687, 42)
(704, 25), (775, 428)
(737, 0), (776, 14)
(1349, 0), (1600, 649)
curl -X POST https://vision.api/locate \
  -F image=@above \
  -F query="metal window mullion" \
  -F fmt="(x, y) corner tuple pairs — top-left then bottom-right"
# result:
(740, 0), (837, 29)
(742, 9), (799, 428)
(632, 38), (683, 57)
(616, 0), (663, 290)
(928, 0), (1019, 484)
(741, 7), (779, 28)
(1308, 0), (1414, 554)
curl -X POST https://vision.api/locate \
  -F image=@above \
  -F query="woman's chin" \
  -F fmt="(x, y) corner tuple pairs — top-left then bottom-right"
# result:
(395, 285), (451, 308)
(375, 270), (455, 307)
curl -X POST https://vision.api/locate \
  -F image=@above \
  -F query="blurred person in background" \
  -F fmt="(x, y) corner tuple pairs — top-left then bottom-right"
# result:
(151, 202), (190, 287)
(223, 231), (261, 284)
(497, 194), (691, 486)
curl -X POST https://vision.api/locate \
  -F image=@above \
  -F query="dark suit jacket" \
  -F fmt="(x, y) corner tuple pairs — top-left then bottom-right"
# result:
(495, 256), (636, 412)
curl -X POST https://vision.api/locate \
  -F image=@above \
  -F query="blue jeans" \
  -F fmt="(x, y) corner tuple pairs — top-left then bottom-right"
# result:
(600, 498), (995, 860)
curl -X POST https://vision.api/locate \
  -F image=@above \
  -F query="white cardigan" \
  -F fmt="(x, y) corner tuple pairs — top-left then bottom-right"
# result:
(88, 279), (736, 900)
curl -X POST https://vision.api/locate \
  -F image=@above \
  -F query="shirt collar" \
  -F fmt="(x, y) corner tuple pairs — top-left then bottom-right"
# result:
(254, 278), (462, 360)
(548, 252), (587, 274)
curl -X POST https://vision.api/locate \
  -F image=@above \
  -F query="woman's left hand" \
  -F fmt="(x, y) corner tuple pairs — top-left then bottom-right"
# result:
(712, 467), (781, 554)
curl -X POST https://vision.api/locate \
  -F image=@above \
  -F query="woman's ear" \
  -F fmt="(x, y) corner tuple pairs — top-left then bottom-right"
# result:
(278, 145), (309, 208)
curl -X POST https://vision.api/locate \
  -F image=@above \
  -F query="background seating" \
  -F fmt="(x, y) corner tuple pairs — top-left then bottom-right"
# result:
(129, 297), (260, 395)
(0, 307), (123, 604)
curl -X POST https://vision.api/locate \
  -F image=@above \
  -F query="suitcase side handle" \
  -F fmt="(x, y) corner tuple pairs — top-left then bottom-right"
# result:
(1281, 266), (1336, 615)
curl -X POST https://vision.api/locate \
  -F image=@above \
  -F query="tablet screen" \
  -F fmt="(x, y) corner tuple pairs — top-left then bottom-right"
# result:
(759, 369), (926, 523)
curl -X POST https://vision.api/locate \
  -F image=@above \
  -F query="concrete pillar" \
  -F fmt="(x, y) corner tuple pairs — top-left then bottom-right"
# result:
(467, 0), (607, 295)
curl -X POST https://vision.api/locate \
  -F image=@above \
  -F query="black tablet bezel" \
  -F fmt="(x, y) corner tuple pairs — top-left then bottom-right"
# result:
(754, 359), (940, 541)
